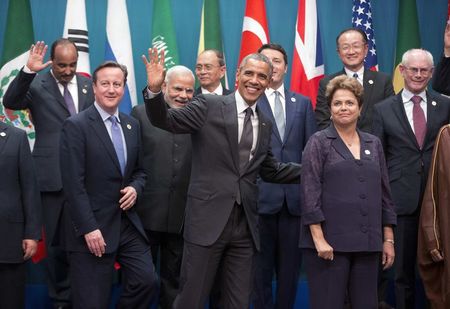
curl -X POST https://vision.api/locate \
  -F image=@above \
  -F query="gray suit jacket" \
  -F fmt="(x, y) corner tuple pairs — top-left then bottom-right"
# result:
(144, 91), (300, 250)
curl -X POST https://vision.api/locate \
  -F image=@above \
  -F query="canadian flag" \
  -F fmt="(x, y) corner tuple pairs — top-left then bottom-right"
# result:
(290, 0), (324, 107)
(237, 0), (270, 67)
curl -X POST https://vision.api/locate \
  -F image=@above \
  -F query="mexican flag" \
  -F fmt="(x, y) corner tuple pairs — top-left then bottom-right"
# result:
(151, 0), (180, 69)
(0, 0), (35, 143)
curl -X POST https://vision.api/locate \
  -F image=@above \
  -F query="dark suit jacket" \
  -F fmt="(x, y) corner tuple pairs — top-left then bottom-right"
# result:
(131, 104), (192, 234)
(432, 55), (450, 96)
(194, 86), (233, 96)
(0, 122), (41, 263)
(3, 69), (94, 192)
(372, 91), (450, 215)
(300, 125), (396, 252)
(144, 91), (301, 250)
(60, 105), (147, 253)
(256, 89), (316, 215)
(315, 69), (394, 132)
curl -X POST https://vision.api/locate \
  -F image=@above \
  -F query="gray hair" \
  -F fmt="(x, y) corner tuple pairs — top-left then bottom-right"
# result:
(239, 53), (273, 77)
(401, 48), (434, 67)
(164, 65), (195, 84)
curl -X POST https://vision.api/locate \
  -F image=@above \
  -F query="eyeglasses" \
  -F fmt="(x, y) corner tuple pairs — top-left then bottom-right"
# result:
(195, 64), (221, 72)
(403, 66), (433, 76)
(338, 43), (366, 53)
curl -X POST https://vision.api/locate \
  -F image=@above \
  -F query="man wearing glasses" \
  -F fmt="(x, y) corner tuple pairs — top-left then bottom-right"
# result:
(194, 49), (232, 96)
(315, 28), (394, 133)
(373, 49), (450, 309)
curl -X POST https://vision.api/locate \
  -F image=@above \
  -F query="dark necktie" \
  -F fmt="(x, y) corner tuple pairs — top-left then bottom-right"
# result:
(239, 107), (254, 171)
(411, 95), (426, 148)
(63, 83), (77, 116)
(274, 91), (285, 140)
(109, 116), (126, 175)
(352, 72), (358, 79)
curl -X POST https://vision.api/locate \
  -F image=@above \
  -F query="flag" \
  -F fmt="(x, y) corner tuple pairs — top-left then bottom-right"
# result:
(352, 0), (378, 71)
(392, 0), (421, 93)
(63, 0), (90, 76)
(197, 0), (228, 88)
(290, 0), (324, 107)
(0, 0), (35, 143)
(151, 0), (179, 69)
(105, 0), (137, 113)
(237, 0), (270, 67)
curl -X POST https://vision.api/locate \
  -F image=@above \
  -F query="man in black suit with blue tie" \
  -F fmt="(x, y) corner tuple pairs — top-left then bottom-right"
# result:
(143, 48), (301, 309)
(60, 61), (157, 308)
(3, 39), (94, 308)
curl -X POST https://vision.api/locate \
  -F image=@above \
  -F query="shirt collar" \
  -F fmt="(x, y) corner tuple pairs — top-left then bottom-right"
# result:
(201, 83), (224, 95)
(265, 84), (285, 99)
(344, 66), (364, 79)
(401, 88), (427, 104)
(235, 91), (257, 115)
(94, 102), (120, 122)
(50, 70), (77, 86)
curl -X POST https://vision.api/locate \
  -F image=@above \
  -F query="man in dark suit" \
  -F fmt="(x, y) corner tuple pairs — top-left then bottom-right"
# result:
(142, 49), (301, 308)
(315, 28), (394, 133)
(194, 49), (232, 96)
(131, 65), (195, 308)
(433, 22), (450, 96)
(253, 43), (316, 309)
(373, 48), (450, 309)
(0, 122), (41, 309)
(60, 61), (157, 308)
(2, 39), (94, 308)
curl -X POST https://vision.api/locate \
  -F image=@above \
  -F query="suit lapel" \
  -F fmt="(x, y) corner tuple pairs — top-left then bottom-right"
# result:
(257, 94), (282, 143)
(0, 123), (9, 155)
(327, 125), (354, 160)
(88, 107), (122, 175)
(119, 114), (135, 177)
(77, 75), (91, 111)
(391, 92), (419, 148)
(360, 69), (375, 123)
(41, 72), (70, 114)
(423, 92), (441, 149)
(284, 90), (296, 141)
(222, 95), (240, 172)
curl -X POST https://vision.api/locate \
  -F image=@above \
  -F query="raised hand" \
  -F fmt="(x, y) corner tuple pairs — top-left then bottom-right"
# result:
(26, 41), (52, 72)
(141, 47), (165, 93)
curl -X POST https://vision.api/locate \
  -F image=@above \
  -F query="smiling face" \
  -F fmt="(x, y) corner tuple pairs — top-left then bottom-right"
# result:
(330, 89), (361, 128)
(162, 73), (195, 109)
(337, 30), (368, 72)
(400, 50), (434, 94)
(93, 67), (125, 114)
(236, 58), (271, 106)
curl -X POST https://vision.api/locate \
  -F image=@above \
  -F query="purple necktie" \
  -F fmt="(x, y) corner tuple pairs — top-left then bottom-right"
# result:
(63, 84), (77, 116)
(109, 116), (126, 175)
(411, 95), (426, 148)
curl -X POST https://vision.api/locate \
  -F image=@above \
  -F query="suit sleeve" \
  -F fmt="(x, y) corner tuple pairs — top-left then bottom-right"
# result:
(60, 119), (99, 236)
(432, 56), (450, 96)
(372, 104), (386, 150)
(259, 147), (301, 184)
(18, 130), (42, 240)
(383, 74), (395, 98)
(127, 120), (146, 198)
(3, 68), (36, 110)
(302, 96), (318, 145)
(314, 77), (331, 130)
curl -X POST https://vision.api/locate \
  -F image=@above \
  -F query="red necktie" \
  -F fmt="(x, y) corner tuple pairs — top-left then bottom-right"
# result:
(411, 95), (426, 148)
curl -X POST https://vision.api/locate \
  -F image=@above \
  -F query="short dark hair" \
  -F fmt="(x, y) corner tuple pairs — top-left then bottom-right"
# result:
(325, 75), (364, 108)
(92, 61), (128, 84)
(239, 53), (273, 78)
(200, 49), (225, 66)
(335, 28), (368, 47)
(258, 43), (288, 65)
(50, 38), (78, 60)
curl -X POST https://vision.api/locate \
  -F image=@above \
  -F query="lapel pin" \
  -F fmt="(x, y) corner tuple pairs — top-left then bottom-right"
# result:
(368, 80), (374, 85)
(364, 149), (370, 155)
(0, 132), (5, 137)
(432, 101), (437, 106)
(291, 97), (296, 102)
(127, 124), (132, 130)
(82, 88), (87, 94)
(262, 122), (266, 126)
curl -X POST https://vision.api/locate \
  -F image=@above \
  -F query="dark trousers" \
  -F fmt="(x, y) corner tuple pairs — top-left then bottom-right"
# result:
(146, 230), (184, 309)
(69, 217), (158, 309)
(394, 213), (423, 309)
(41, 191), (71, 307)
(253, 202), (302, 309)
(0, 262), (25, 309)
(173, 204), (255, 309)
(303, 249), (379, 309)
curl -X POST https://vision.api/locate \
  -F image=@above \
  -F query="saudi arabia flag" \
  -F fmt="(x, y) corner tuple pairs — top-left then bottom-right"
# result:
(151, 0), (180, 69)
(0, 0), (35, 143)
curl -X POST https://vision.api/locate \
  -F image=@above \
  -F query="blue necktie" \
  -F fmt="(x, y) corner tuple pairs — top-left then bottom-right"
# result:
(109, 116), (126, 175)
(274, 91), (285, 140)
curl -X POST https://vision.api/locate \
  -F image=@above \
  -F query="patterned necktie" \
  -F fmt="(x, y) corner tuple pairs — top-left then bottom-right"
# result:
(239, 107), (254, 171)
(109, 116), (126, 175)
(411, 95), (426, 148)
(274, 91), (285, 140)
(63, 83), (77, 116)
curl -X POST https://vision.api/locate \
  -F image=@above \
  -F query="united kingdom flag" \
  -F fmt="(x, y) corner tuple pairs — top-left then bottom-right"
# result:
(352, 0), (378, 71)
